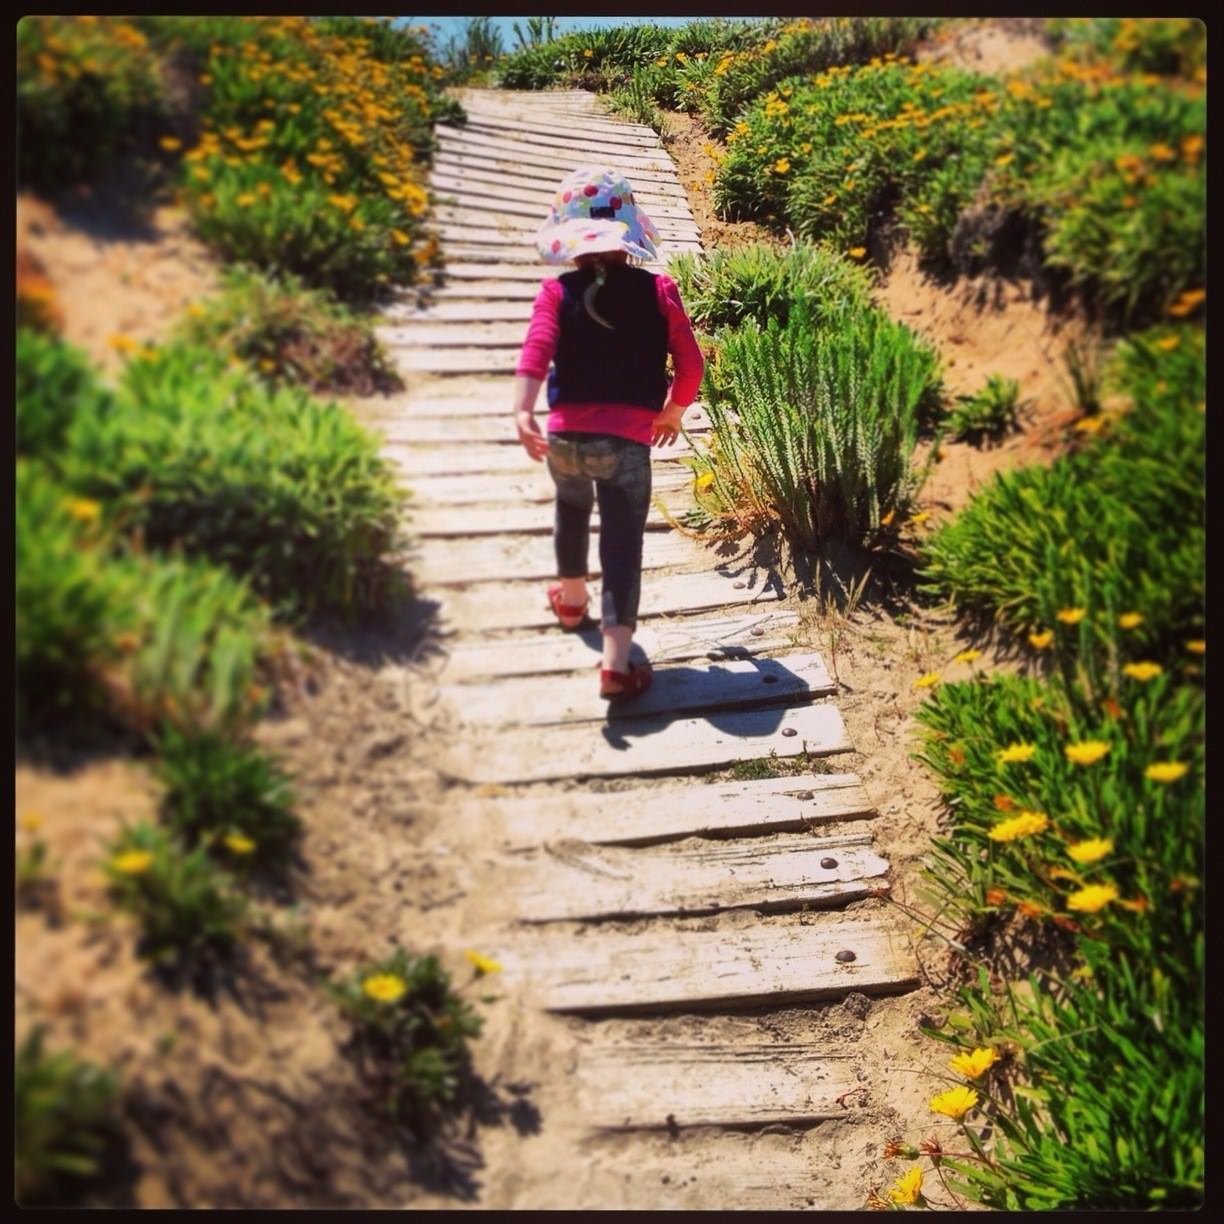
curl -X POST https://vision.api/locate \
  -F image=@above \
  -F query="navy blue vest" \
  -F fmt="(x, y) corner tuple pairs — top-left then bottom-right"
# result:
(547, 265), (670, 412)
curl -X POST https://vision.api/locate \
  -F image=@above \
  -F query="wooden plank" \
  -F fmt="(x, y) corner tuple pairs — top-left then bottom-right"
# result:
(435, 263), (562, 281)
(387, 298), (535, 322)
(438, 566), (779, 636)
(453, 772), (874, 848)
(507, 832), (888, 923)
(433, 156), (692, 202)
(439, 650), (836, 728)
(437, 243), (695, 266)
(369, 404), (712, 438)
(462, 114), (663, 149)
(412, 499), (677, 536)
(433, 205), (703, 242)
(358, 390), (712, 424)
(403, 465), (694, 505)
(437, 125), (679, 170)
(410, 527), (705, 586)
(435, 609), (802, 683)
(455, 105), (659, 140)
(576, 1040), (862, 1131)
(387, 440), (695, 476)
(502, 914), (919, 1014)
(391, 348), (525, 373)
(435, 137), (682, 183)
(431, 280), (549, 299)
(435, 699), (852, 784)
(377, 320), (530, 349)
(429, 176), (697, 221)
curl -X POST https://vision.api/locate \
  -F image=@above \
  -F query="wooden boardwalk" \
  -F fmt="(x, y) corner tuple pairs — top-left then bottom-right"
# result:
(368, 89), (918, 1209)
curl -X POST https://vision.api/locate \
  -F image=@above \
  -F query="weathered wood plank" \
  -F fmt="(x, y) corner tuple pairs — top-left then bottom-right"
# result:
(438, 236), (703, 262)
(411, 527), (705, 586)
(459, 112), (662, 147)
(390, 348), (528, 373)
(433, 156), (692, 202)
(507, 832), (888, 923)
(377, 320), (531, 349)
(429, 174), (696, 219)
(452, 772), (874, 848)
(409, 500), (674, 536)
(434, 207), (703, 242)
(436, 699), (851, 784)
(502, 914), (919, 1013)
(439, 650), (835, 727)
(403, 465), (694, 505)
(435, 609), (802, 683)
(386, 298), (536, 322)
(430, 279), (549, 299)
(437, 124), (680, 170)
(367, 404), (712, 438)
(575, 1040), (862, 1131)
(434, 141), (682, 185)
(356, 390), (712, 425)
(435, 263), (562, 281)
(438, 566), (779, 635)
(386, 440), (694, 476)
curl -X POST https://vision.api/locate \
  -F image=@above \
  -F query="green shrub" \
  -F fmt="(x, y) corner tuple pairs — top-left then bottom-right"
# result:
(329, 947), (484, 1125)
(691, 298), (942, 549)
(177, 265), (402, 396)
(16, 327), (112, 465)
(154, 727), (300, 869)
(16, 461), (133, 731)
(63, 342), (409, 619)
(669, 241), (873, 332)
(946, 374), (1024, 444)
(17, 16), (165, 192)
(103, 821), (250, 962)
(15, 1027), (122, 1206)
(1046, 17), (1206, 78)
(918, 326), (1204, 668)
(606, 67), (666, 134)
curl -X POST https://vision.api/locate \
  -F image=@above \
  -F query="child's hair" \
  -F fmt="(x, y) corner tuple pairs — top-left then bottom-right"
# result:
(574, 250), (634, 330)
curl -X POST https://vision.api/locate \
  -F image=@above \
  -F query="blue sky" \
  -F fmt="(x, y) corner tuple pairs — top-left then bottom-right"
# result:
(398, 15), (757, 51)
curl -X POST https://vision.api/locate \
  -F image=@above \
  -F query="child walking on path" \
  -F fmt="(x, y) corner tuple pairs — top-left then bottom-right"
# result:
(512, 166), (704, 700)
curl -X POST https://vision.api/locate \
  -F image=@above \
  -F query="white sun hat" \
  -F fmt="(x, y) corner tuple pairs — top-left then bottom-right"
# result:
(536, 165), (661, 265)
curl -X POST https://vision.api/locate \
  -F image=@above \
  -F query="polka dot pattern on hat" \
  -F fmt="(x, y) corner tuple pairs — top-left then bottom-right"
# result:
(535, 166), (660, 265)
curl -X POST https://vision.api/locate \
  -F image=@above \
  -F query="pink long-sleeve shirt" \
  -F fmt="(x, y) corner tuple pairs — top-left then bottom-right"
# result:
(515, 272), (705, 446)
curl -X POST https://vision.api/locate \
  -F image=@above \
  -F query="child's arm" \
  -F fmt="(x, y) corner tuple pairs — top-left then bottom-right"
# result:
(514, 279), (563, 462)
(651, 275), (706, 447)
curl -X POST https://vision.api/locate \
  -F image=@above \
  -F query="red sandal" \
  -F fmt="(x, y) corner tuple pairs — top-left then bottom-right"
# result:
(547, 583), (589, 630)
(600, 661), (653, 700)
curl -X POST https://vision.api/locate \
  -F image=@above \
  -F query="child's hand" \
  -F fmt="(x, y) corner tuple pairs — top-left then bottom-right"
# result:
(516, 410), (550, 462)
(651, 399), (685, 447)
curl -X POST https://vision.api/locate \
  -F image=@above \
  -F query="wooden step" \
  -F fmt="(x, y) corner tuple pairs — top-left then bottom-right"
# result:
(452, 772), (874, 848)
(403, 465), (694, 505)
(432, 147), (683, 189)
(575, 1038), (863, 1131)
(358, 389), (712, 423)
(501, 913), (919, 1013)
(507, 831), (888, 923)
(436, 698), (851, 784)
(434, 208), (703, 244)
(369, 404), (712, 440)
(438, 566), (779, 635)
(378, 320), (530, 349)
(383, 298), (536, 322)
(430, 280), (549, 299)
(439, 650), (835, 728)
(434, 609), (803, 683)
(437, 125), (681, 173)
(429, 174), (697, 220)
(433, 155), (692, 203)
(438, 237), (702, 262)
(458, 110), (662, 146)
(409, 499), (677, 536)
(387, 440), (696, 476)
(411, 527), (705, 586)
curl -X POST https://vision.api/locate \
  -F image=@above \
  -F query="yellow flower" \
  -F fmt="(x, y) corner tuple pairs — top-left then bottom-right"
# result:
(1122, 661), (1161, 682)
(948, 1047), (999, 1079)
(583, 49), (593, 58)
(822, 192), (837, 206)
(848, 247), (866, 259)
(1056, 607), (1087, 624)
(19, 813), (44, 832)
(1149, 142), (1176, 161)
(953, 649), (982, 664)
(913, 147), (927, 161)
(995, 152), (1015, 167)
(1065, 740), (1110, 766)
(1029, 629), (1054, 649)
(159, 136), (182, 151)
(235, 192), (257, 207)
(112, 850), (154, 875)
(466, 950), (503, 975)
(695, 472), (716, 491)
(910, 511), (930, 524)
(109, 333), (138, 354)
(1075, 415), (1106, 433)
(328, 193), (357, 213)
(988, 810), (1049, 842)
(888, 1166), (924, 1206)
(1186, 640), (1205, 654)
(914, 672), (941, 689)
(930, 1085), (978, 1119)
(390, 228), (411, 246)
(1117, 612), (1143, 630)
(64, 497), (102, 523)
(1155, 335), (1180, 351)
(1145, 761), (1189, 784)
(224, 833), (257, 855)
(1066, 882), (1119, 913)
(773, 157), (790, 174)
(996, 742), (1036, 764)
(362, 973), (408, 1002)
(1067, 838), (1113, 865)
